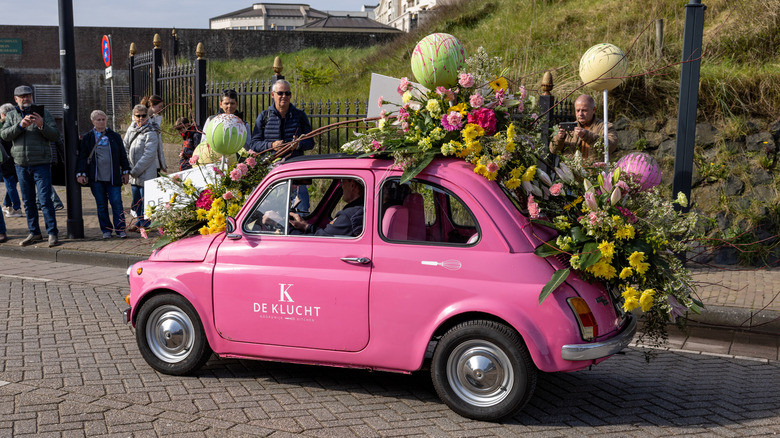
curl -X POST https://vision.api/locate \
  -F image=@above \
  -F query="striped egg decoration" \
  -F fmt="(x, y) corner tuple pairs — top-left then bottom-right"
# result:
(616, 152), (662, 191)
(204, 114), (247, 156)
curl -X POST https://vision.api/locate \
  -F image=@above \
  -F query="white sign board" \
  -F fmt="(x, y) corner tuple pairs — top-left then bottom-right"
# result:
(143, 165), (224, 212)
(105, 66), (113, 79)
(366, 73), (428, 119)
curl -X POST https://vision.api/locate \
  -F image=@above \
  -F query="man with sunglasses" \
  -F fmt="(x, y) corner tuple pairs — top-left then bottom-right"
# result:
(247, 80), (314, 159)
(0, 85), (61, 247)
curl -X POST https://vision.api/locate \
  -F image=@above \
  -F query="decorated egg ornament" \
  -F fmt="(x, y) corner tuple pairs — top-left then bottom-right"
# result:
(579, 43), (628, 91)
(411, 33), (467, 89)
(204, 114), (248, 156)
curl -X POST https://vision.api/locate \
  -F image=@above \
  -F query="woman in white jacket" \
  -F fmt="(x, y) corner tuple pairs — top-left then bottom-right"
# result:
(124, 104), (160, 232)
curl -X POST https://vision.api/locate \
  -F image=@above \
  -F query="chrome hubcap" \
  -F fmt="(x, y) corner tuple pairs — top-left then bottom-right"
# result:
(447, 340), (514, 407)
(146, 305), (195, 363)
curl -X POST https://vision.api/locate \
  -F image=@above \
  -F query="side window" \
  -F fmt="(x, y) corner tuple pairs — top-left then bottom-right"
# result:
(244, 181), (290, 234)
(379, 178), (479, 245)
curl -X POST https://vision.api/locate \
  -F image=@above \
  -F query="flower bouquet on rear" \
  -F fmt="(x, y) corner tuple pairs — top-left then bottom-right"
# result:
(342, 36), (704, 349)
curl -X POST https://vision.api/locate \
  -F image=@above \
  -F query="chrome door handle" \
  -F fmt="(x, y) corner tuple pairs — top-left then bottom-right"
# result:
(227, 233), (243, 240)
(340, 257), (371, 264)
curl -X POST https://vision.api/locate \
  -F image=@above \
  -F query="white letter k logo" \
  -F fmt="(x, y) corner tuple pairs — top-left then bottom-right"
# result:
(279, 283), (294, 302)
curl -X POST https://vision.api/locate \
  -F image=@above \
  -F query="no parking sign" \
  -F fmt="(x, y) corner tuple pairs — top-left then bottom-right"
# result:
(101, 35), (111, 67)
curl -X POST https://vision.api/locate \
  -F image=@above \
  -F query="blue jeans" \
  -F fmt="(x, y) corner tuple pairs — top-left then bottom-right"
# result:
(293, 184), (310, 213)
(3, 173), (21, 210)
(15, 164), (58, 236)
(91, 181), (126, 234)
(131, 185), (151, 228)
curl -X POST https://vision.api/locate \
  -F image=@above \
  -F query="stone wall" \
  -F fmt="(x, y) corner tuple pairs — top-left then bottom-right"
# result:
(609, 116), (780, 265)
(0, 25), (399, 132)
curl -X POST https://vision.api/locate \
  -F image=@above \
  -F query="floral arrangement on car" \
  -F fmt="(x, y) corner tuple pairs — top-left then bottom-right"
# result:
(146, 114), (273, 249)
(341, 33), (703, 349)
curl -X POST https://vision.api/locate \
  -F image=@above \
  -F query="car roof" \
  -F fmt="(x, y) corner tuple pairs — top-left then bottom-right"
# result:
(274, 155), (477, 180)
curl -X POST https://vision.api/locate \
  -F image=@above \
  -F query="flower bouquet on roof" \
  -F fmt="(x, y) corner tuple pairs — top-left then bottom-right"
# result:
(343, 33), (704, 349)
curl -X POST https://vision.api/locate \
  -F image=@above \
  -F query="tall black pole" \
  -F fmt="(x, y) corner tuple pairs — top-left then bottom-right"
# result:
(673, 0), (706, 213)
(58, 0), (84, 238)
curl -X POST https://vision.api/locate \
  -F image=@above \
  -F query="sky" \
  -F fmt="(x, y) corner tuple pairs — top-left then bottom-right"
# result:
(0, 0), (378, 28)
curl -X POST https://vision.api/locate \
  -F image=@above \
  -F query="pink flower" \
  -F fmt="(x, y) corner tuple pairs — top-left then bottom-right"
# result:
(519, 85), (527, 100)
(487, 162), (499, 173)
(617, 206), (638, 224)
(617, 180), (630, 192)
(469, 93), (484, 108)
(230, 168), (242, 181)
(459, 73), (475, 88)
(171, 174), (181, 183)
(189, 154), (199, 166)
(441, 112), (463, 131)
(467, 108), (498, 135)
(588, 211), (599, 225)
(196, 189), (213, 210)
(213, 166), (225, 177)
(378, 95), (384, 108)
(549, 183), (563, 196)
(223, 191), (234, 200)
(372, 140), (383, 150)
(158, 228), (165, 236)
(495, 89), (505, 106)
(245, 156), (257, 168)
(531, 113), (538, 120)
(436, 86), (446, 95)
(401, 121), (410, 132)
(164, 202), (171, 210)
(237, 163), (248, 175)
(140, 228), (148, 239)
(398, 107), (409, 121)
(584, 191), (599, 210)
(397, 77), (410, 95)
(528, 195), (540, 219)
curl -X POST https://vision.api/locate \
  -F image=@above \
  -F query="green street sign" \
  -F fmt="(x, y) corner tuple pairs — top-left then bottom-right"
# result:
(0, 38), (22, 55)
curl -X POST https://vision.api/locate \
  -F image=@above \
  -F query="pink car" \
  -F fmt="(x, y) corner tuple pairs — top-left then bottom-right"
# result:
(124, 156), (636, 421)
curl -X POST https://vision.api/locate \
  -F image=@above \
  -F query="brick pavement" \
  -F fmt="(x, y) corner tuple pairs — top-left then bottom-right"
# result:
(0, 267), (779, 436)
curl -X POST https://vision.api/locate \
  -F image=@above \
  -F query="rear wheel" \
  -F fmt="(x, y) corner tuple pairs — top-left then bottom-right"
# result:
(136, 294), (212, 375)
(431, 320), (537, 421)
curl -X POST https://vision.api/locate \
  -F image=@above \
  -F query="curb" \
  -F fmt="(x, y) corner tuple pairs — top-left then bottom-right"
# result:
(0, 246), (147, 269)
(685, 305), (780, 335)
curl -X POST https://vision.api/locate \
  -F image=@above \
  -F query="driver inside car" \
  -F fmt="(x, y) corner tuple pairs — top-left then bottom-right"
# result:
(288, 179), (364, 237)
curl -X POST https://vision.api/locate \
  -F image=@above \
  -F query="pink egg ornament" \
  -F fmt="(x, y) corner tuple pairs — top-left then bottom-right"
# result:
(616, 152), (662, 191)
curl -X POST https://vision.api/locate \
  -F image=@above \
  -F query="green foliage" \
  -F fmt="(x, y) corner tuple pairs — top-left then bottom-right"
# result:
(292, 58), (335, 87)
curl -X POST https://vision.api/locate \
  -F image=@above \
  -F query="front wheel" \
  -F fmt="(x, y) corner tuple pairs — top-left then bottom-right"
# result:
(136, 294), (212, 375)
(431, 320), (537, 421)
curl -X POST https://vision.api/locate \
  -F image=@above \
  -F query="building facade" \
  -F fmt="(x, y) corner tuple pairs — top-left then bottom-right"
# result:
(209, 3), (328, 31)
(374, 0), (443, 32)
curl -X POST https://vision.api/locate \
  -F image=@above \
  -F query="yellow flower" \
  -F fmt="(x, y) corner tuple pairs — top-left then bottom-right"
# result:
(623, 296), (640, 312)
(449, 103), (468, 115)
(196, 209), (208, 220)
(505, 178), (521, 189)
(628, 251), (645, 266)
(506, 123), (515, 140)
(402, 91), (412, 103)
(521, 165), (537, 182)
(199, 225), (210, 235)
(489, 76), (508, 92)
(640, 289), (655, 312)
(169, 193), (177, 204)
(622, 286), (639, 300)
(563, 197), (583, 211)
(462, 123), (485, 142)
(228, 203), (240, 216)
(587, 260), (616, 280)
(619, 267), (633, 279)
(426, 99), (442, 117)
(510, 166), (525, 179)
(615, 224), (635, 240)
(473, 163), (487, 176)
(598, 240), (615, 262)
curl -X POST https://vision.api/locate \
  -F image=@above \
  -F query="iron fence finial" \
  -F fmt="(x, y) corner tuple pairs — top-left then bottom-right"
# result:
(196, 43), (205, 60)
(129, 42), (137, 57)
(273, 56), (283, 75)
(541, 71), (554, 96)
(153, 33), (161, 48)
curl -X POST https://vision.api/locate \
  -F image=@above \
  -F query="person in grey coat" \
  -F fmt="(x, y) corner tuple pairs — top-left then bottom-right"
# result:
(124, 104), (160, 232)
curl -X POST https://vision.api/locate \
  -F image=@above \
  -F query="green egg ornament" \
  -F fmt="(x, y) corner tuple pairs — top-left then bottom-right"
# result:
(411, 33), (467, 90)
(204, 114), (247, 156)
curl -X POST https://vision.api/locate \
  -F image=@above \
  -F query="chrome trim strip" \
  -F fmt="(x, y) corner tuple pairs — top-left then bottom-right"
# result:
(561, 313), (637, 361)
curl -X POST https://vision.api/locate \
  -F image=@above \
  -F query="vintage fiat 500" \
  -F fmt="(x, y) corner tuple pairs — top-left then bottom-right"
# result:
(124, 156), (636, 421)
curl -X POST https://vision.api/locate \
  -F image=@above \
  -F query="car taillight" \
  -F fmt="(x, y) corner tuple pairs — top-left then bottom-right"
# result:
(567, 297), (598, 341)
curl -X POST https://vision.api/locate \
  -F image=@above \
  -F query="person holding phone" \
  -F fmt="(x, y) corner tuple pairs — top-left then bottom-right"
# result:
(549, 94), (618, 164)
(0, 85), (60, 247)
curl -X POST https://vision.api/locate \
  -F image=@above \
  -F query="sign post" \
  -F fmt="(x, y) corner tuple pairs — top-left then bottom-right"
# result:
(102, 34), (116, 129)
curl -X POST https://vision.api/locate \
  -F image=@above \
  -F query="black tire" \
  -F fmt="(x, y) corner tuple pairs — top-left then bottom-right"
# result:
(431, 320), (537, 421)
(136, 294), (213, 375)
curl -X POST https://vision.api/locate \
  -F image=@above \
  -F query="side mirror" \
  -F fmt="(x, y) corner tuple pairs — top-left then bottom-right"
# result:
(226, 216), (236, 233)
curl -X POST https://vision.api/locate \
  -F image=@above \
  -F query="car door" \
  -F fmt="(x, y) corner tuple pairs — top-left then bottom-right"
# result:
(212, 170), (374, 352)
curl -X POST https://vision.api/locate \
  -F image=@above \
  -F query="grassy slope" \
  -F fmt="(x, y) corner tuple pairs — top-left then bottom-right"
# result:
(211, 0), (779, 123)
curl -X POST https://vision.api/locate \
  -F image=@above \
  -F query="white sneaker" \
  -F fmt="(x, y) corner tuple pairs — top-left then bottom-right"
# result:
(8, 209), (23, 218)
(2, 206), (10, 217)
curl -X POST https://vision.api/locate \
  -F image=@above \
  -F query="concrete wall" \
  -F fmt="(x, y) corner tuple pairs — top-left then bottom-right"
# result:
(0, 25), (398, 133)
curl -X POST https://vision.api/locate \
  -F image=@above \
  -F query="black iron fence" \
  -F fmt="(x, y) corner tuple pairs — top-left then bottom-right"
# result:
(129, 34), (571, 156)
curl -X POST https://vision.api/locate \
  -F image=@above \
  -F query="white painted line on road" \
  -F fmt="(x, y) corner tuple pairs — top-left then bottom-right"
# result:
(0, 274), (53, 282)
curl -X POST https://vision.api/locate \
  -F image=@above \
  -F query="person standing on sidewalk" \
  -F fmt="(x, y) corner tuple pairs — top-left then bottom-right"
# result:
(77, 110), (131, 239)
(0, 103), (23, 219)
(141, 95), (167, 173)
(173, 117), (201, 171)
(0, 85), (60, 247)
(124, 104), (160, 232)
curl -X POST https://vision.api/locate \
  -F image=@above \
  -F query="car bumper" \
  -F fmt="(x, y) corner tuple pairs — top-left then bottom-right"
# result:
(561, 313), (637, 361)
(123, 307), (131, 324)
